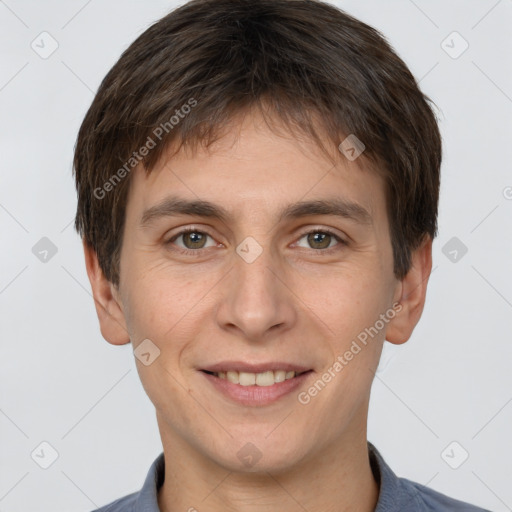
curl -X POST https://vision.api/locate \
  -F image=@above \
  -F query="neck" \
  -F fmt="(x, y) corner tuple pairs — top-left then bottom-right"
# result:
(157, 418), (379, 512)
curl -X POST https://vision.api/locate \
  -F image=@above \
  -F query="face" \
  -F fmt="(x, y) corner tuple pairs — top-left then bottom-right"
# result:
(98, 109), (416, 473)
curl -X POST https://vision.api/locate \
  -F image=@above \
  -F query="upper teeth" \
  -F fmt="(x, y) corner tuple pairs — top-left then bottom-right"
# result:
(214, 370), (298, 386)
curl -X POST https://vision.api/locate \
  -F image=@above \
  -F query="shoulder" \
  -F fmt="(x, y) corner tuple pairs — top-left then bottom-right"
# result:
(89, 491), (138, 511)
(398, 476), (492, 511)
(368, 441), (491, 512)
(88, 452), (164, 511)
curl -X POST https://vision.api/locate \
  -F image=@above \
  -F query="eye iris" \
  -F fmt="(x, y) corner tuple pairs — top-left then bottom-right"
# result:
(308, 232), (331, 249)
(183, 232), (206, 249)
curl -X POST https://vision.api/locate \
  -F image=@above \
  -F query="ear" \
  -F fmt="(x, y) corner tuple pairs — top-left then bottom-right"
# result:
(386, 234), (433, 345)
(82, 239), (130, 346)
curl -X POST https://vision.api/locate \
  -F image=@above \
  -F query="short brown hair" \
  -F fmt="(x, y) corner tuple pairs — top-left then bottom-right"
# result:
(73, 0), (442, 287)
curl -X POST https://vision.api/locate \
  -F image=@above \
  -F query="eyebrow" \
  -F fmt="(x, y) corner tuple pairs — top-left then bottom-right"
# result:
(140, 195), (372, 227)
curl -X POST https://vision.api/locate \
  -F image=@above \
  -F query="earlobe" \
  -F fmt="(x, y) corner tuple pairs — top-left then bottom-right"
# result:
(82, 239), (131, 346)
(385, 235), (433, 345)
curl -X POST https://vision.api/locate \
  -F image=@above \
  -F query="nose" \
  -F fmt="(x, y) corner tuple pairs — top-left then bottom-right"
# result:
(215, 241), (297, 343)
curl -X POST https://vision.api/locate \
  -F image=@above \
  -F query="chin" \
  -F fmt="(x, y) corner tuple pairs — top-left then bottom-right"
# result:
(211, 435), (309, 475)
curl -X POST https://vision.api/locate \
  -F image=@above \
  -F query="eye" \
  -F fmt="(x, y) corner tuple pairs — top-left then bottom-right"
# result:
(167, 228), (217, 251)
(294, 229), (347, 251)
(165, 227), (347, 255)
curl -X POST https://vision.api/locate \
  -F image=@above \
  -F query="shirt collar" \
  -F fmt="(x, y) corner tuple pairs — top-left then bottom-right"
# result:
(368, 440), (403, 511)
(134, 451), (164, 511)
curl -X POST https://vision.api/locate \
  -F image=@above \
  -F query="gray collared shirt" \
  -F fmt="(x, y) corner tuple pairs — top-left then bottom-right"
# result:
(91, 441), (491, 511)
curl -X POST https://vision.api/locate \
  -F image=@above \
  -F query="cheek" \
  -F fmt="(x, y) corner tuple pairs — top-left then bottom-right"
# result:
(121, 255), (185, 328)
(300, 266), (389, 336)
(297, 266), (393, 389)
(121, 257), (221, 353)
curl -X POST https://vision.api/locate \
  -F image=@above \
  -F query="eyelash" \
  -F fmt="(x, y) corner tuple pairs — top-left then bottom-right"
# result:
(165, 226), (348, 256)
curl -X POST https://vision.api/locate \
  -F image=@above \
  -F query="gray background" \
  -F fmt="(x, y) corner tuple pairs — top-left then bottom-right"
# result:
(1, 0), (511, 510)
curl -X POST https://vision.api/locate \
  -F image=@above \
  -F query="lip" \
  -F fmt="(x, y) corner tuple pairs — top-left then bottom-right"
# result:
(200, 361), (312, 374)
(200, 369), (314, 406)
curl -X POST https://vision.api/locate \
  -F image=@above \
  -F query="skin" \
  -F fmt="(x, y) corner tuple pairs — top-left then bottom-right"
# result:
(84, 108), (432, 512)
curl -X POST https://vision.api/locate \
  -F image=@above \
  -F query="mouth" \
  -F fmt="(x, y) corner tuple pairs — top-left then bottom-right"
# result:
(201, 369), (311, 386)
(199, 367), (314, 406)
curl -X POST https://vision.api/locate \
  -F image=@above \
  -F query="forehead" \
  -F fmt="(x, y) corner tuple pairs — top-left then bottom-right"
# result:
(124, 109), (386, 226)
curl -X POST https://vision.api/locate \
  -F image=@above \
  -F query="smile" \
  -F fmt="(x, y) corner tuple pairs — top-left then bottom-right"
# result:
(203, 369), (308, 386)
(200, 369), (314, 406)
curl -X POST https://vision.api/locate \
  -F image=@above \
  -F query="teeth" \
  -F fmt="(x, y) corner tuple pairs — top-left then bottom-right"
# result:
(256, 371), (274, 386)
(274, 370), (286, 383)
(213, 369), (300, 386)
(226, 371), (239, 384)
(239, 372), (256, 386)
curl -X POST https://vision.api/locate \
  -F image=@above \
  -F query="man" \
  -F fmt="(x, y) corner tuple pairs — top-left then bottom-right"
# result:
(73, 0), (491, 510)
